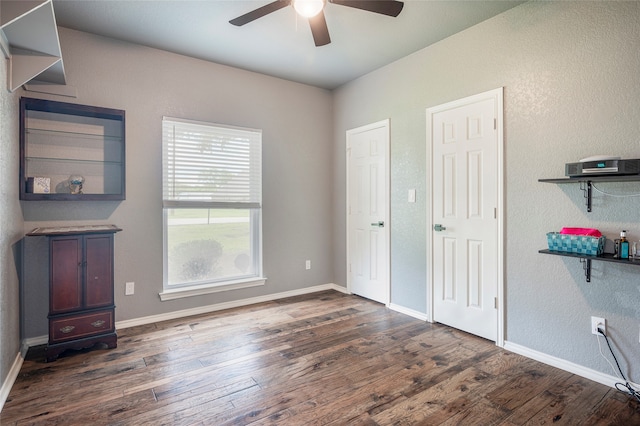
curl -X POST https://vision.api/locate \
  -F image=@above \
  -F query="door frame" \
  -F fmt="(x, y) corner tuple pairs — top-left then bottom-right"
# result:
(346, 119), (391, 305)
(426, 88), (504, 346)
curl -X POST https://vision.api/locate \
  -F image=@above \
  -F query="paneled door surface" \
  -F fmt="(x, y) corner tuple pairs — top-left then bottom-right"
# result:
(347, 120), (390, 305)
(429, 89), (502, 341)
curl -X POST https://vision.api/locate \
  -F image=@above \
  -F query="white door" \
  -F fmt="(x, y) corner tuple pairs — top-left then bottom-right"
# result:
(347, 120), (390, 305)
(428, 89), (503, 342)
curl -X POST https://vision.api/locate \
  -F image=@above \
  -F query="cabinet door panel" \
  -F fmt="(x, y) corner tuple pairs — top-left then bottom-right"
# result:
(50, 237), (82, 313)
(85, 235), (114, 308)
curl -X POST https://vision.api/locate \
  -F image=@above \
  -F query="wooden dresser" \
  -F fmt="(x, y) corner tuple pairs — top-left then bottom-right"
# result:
(28, 225), (121, 362)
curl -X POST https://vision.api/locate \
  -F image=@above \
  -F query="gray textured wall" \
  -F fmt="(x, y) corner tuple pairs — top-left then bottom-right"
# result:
(21, 28), (335, 338)
(333, 1), (640, 380)
(0, 53), (22, 390)
(7, 0), (640, 394)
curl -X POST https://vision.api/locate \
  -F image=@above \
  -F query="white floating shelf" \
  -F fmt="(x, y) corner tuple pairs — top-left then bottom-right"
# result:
(1, 0), (66, 92)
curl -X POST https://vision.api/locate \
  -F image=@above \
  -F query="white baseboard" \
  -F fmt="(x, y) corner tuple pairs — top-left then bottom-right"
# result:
(389, 303), (428, 321)
(504, 341), (639, 390)
(0, 352), (24, 413)
(117, 283), (349, 329)
(23, 335), (48, 349)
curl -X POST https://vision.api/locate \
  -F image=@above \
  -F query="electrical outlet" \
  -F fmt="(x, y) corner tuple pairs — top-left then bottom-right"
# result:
(591, 316), (605, 335)
(305, 260), (311, 270)
(125, 281), (135, 295)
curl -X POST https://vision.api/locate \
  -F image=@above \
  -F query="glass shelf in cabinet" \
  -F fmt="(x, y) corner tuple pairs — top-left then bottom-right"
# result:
(26, 127), (123, 141)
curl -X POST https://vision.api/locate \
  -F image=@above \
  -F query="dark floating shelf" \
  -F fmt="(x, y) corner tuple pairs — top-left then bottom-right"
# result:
(539, 249), (640, 282)
(539, 175), (640, 212)
(538, 175), (640, 184)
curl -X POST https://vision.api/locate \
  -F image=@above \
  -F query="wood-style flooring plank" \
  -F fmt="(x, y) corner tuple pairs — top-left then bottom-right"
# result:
(2, 291), (639, 425)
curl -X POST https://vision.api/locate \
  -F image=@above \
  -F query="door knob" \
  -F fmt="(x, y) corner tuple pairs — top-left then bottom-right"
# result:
(371, 221), (385, 227)
(433, 224), (446, 232)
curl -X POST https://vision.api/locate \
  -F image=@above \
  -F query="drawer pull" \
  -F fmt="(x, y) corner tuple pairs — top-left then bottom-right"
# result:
(91, 320), (106, 328)
(60, 325), (75, 334)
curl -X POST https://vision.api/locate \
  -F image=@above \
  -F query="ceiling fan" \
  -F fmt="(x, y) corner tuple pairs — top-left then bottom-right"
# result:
(229, 0), (404, 47)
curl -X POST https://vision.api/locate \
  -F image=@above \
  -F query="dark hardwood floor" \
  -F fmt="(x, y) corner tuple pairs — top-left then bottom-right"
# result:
(2, 290), (639, 425)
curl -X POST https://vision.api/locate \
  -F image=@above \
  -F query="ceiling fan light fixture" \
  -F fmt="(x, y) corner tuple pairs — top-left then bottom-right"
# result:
(293, 0), (325, 18)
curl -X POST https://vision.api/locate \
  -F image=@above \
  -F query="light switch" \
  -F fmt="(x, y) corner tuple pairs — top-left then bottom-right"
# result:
(408, 189), (416, 203)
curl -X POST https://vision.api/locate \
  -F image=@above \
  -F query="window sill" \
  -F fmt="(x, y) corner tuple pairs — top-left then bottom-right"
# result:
(159, 277), (267, 301)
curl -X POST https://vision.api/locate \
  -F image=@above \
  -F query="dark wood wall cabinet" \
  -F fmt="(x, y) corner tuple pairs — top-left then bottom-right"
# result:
(20, 97), (126, 201)
(28, 225), (121, 362)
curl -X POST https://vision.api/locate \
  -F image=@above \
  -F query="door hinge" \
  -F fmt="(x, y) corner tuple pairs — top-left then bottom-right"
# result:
(494, 118), (497, 129)
(494, 207), (497, 219)
(494, 297), (498, 309)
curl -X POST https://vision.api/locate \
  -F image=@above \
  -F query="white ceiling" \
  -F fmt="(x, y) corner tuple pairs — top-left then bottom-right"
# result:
(52, 0), (525, 90)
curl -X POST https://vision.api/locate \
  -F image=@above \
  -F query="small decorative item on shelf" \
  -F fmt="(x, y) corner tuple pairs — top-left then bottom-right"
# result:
(618, 230), (630, 259)
(68, 175), (84, 194)
(546, 227), (605, 256)
(26, 177), (50, 194)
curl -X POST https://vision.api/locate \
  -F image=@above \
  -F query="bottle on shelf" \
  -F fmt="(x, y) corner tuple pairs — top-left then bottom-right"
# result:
(619, 230), (630, 259)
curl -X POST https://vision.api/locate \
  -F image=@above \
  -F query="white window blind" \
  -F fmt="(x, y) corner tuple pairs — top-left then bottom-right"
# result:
(162, 117), (262, 208)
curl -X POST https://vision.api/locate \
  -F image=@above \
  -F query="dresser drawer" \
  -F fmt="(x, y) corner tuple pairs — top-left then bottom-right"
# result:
(49, 309), (114, 343)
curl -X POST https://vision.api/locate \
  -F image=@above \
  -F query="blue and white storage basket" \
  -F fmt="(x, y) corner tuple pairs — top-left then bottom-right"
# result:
(546, 232), (605, 256)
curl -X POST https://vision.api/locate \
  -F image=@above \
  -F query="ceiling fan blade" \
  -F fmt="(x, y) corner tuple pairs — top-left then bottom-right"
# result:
(330, 0), (404, 17)
(229, 0), (291, 26)
(309, 10), (331, 46)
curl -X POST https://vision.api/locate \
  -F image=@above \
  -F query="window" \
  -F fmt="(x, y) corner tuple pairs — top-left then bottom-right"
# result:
(161, 117), (263, 299)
